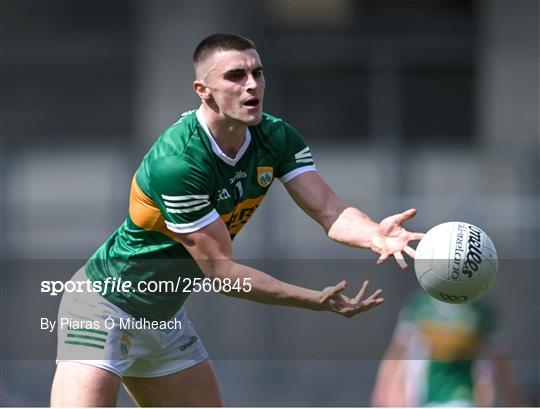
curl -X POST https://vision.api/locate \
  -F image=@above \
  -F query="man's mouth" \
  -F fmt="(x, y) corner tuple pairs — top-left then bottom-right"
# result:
(244, 97), (260, 107)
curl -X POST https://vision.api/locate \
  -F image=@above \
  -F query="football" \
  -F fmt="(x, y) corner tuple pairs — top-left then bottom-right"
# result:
(414, 222), (498, 303)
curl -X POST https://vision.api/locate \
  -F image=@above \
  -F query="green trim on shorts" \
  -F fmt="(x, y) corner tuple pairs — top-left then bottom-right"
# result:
(67, 327), (108, 336)
(67, 333), (107, 343)
(65, 340), (105, 349)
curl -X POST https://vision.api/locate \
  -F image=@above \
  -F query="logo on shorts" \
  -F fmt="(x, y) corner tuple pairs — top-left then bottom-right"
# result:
(257, 166), (273, 187)
(120, 332), (131, 358)
(179, 335), (199, 351)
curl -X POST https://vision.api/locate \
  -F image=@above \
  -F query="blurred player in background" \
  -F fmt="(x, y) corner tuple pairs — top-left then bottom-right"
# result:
(50, 33), (423, 406)
(371, 290), (523, 407)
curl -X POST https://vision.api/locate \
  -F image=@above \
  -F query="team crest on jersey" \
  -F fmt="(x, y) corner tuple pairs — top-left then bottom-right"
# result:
(120, 332), (131, 358)
(257, 166), (273, 187)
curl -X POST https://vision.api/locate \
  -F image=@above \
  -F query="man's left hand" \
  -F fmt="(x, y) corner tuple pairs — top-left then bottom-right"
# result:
(370, 208), (424, 269)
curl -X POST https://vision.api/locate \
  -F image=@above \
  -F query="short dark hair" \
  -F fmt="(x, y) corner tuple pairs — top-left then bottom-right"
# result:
(193, 33), (256, 65)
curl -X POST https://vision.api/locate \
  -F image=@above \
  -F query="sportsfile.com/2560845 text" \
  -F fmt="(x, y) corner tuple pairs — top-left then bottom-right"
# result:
(40, 277), (252, 296)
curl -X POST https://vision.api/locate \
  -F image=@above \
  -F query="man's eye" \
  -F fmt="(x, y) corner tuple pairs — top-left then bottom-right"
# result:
(253, 70), (263, 78)
(227, 72), (245, 81)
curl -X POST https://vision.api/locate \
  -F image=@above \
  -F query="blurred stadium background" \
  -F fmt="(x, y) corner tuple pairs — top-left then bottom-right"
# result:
(1, 0), (538, 406)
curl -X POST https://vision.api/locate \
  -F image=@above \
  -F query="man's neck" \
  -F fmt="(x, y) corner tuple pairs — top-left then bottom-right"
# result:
(200, 105), (246, 158)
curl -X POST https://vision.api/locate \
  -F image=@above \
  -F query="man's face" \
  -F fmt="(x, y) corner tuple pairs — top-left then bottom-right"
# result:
(199, 49), (265, 126)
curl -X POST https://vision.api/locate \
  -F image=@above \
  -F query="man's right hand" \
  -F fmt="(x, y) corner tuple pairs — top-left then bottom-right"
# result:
(318, 280), (384, 318)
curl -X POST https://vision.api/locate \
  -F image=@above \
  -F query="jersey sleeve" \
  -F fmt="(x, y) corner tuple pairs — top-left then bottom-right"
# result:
(275, 121), (317, 183)
(147, 156), (219, 234)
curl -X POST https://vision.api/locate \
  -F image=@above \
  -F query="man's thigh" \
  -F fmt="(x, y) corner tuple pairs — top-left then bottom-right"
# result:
(123, 359), (223, 407)
(51, 361), (122, 407)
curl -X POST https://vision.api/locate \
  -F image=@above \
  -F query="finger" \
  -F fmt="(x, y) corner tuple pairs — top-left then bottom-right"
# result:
(348, 297), (385, 317)
(376, 253), (389, 265)
(364, 297), (385, 309)
(403, 245), (416, 259)
(397, 208), (417, 223)
(409, 232), (425, 241)
(351, 280), (369, 303)
(332, 280), (347, 294)
(393, 251), (408, 269)
(366, 288), (383, 301)
(362, 298), (385, 312)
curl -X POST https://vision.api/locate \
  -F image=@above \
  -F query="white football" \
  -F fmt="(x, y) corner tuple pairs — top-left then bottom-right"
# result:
(414, 222), (498, 303)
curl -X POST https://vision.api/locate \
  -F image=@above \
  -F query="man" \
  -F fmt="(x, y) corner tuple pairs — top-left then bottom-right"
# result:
(51, 33), (423, 406)
(371, 290), (523, 407)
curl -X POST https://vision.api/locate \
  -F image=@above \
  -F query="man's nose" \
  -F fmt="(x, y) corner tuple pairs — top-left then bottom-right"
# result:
(246, 74), (258, 90)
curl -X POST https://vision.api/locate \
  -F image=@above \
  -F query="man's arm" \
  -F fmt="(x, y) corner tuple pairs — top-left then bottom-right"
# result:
(284, 171), (423, 268)
(474, 351), (524, 406)
(175, 216), (384, 317)
(371, 337), (408, 407)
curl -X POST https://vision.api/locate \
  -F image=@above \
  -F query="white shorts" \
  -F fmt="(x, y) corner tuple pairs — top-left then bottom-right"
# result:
(56, 266), (208, 378)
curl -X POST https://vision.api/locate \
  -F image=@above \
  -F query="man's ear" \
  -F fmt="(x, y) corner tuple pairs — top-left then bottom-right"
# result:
(193, 80), (212, 101)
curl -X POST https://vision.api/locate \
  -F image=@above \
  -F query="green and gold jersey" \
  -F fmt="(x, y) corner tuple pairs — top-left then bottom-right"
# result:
(396, 291), (497, 406)
(86, 109), (316, 321)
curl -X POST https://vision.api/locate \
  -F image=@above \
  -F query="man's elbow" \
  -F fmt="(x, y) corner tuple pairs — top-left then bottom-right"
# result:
(197, 258), (236, 280)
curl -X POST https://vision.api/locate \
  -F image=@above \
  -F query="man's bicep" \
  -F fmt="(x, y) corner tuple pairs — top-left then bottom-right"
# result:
(284, 171), (345, 231)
